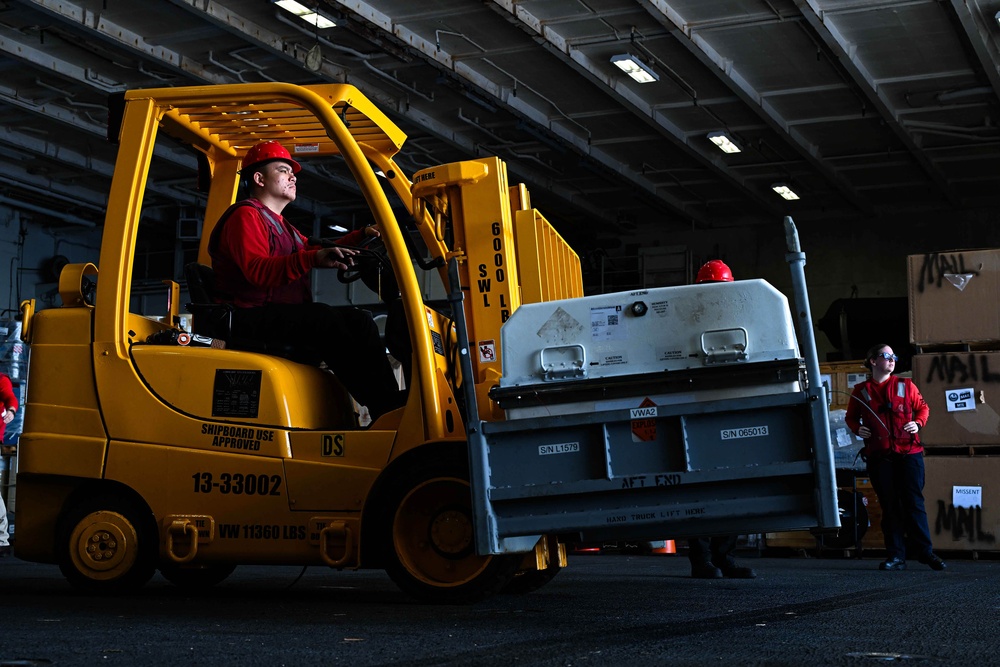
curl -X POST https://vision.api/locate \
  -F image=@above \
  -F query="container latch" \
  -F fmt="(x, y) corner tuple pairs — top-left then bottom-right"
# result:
(539, 344), (587, 381)
(701, 328), (749, 365)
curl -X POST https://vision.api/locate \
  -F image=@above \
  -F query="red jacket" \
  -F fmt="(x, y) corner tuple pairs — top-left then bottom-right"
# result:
(845, 375), (929, 457)
(0, 372), (18, 441)
(208, 199), (365, 308)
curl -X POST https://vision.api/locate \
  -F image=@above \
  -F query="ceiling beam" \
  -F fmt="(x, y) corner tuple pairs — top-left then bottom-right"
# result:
(163, 0), (629, 229)
(16, 0), (229, 84)
(793, 0), (960, 207)
(639, 0), (874, 216)
(164, 0), (351, 79)
(330, 0), (712, 227)
(947, 0), (1000, 101)
(488, 0), (784, 220)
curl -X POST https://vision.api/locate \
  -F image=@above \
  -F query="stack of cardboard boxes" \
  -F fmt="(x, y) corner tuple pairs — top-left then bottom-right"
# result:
(909, 249), (1000, 555)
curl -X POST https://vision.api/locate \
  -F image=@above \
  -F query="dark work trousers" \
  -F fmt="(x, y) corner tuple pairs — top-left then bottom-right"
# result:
(866, 452), (933, 561)
(231, 302), (403, 420)
(687, 534), (739, 567)
(383, 297), (412, 390)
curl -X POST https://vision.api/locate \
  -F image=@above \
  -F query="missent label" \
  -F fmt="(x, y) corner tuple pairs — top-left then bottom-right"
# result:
(721, 425), (769, 440)
(539, 442), (580, 456)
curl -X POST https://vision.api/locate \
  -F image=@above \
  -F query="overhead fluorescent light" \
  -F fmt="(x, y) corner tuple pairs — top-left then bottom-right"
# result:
(274, 0), (337, 29)
(707, 131), (741, 154)
(611, 54), (659, 84)
(772, 183), (800, 201)
(995, 10), (1000, 27)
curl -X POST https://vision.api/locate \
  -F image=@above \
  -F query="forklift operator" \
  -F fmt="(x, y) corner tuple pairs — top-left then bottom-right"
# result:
(208, 140), (405, 422)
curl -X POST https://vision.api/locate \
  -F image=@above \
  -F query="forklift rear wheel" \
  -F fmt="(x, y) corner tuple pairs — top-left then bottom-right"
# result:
(381, 459), (520, 603)
(160, 562), (237, 589)
(58, 494), (157, 593)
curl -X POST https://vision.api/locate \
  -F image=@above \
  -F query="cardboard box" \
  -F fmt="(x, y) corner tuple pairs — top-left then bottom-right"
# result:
(924, 456), (1000, 552)
(820, 360), (869, 411)
(912, 352), (1000, 446)
(908, 249), (1000, 346)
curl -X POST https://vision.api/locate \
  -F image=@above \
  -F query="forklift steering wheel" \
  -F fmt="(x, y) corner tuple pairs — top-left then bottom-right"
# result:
(336, 233), (385, 285)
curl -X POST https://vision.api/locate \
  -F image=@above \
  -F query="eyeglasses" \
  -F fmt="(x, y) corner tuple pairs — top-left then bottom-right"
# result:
(875, 352), (898, 362)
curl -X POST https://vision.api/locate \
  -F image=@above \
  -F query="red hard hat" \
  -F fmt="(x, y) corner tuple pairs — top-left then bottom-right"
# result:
(696, 259), (734, 283)
(241, 140), (301, 174)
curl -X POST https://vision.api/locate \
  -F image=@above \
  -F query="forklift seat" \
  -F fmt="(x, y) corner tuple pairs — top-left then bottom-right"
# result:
(184, 262), (321, 365)
(185, 263), (234, 339)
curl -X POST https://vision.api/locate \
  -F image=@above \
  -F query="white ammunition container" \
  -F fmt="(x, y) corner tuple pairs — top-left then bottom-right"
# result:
(498, 280), (802, 419)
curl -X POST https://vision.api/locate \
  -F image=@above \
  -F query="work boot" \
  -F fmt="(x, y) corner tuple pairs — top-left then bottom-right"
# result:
(919, 553), (946, 571)
(715, 559), (757, 579)
(878, 556), (906, 571)
(690, 561), (723, 579)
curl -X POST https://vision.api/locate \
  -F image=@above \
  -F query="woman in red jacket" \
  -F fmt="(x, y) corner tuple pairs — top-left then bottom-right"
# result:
(845, 344), (945, 571)
(0, 371), (17, 557)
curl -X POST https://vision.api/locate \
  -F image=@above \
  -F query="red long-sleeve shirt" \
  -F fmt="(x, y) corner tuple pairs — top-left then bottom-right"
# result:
(210, 199), (364, 308)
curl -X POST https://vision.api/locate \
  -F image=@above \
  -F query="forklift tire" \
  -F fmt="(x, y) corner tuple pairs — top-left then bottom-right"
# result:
(57, 493), (157, 593)
(379, 457), (520, 603)
(159, 562), (237, 589)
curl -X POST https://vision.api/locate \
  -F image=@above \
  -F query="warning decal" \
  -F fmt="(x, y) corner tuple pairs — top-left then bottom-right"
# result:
(631, 397), (657, 442)
(479, 339), (497, 363)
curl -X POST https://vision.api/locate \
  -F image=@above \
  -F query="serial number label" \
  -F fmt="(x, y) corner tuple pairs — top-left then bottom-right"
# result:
(218, 523), (306, 540)
(720, 425), (769, 440)
(192, 472), (282, 496)
(539, 442), (580, 456)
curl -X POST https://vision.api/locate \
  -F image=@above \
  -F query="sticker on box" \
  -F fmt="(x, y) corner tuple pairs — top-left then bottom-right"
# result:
(944, 273), (975, 291)
(591, 305), (626, 341)
(600, 352), (628, 366)
(953, 485), (982, 508)
(656, 348), (683, 361)
(945, 387), (976, 412)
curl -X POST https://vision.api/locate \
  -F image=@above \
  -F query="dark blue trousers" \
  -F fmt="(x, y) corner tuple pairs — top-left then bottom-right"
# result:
(232, 301), (403, 420)
(866, 453), (933, 561)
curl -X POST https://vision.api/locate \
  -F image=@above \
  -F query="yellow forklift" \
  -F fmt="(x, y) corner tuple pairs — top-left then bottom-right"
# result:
(15, 83), (578, 602)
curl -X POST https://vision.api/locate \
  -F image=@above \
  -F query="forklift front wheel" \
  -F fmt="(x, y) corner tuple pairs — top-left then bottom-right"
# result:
(58, 494), (157, 593)
(381, 460), (520, 603)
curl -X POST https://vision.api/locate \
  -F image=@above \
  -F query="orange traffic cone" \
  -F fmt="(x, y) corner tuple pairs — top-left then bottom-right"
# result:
(651, 539), (676, 554)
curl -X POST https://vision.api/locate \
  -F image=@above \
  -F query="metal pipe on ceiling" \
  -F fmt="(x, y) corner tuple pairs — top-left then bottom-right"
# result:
(0, 194), (96, 227)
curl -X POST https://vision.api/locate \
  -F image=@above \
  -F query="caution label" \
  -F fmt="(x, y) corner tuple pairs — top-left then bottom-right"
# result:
(631, 397), (657, 442)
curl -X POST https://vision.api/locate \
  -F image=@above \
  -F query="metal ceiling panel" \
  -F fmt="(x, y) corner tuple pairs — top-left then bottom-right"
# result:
(0, 0), (998, 249)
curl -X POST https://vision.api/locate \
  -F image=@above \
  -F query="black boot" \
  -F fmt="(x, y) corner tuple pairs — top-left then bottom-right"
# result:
(690, 561), (723, 579)
(714, 558), (756, 579)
